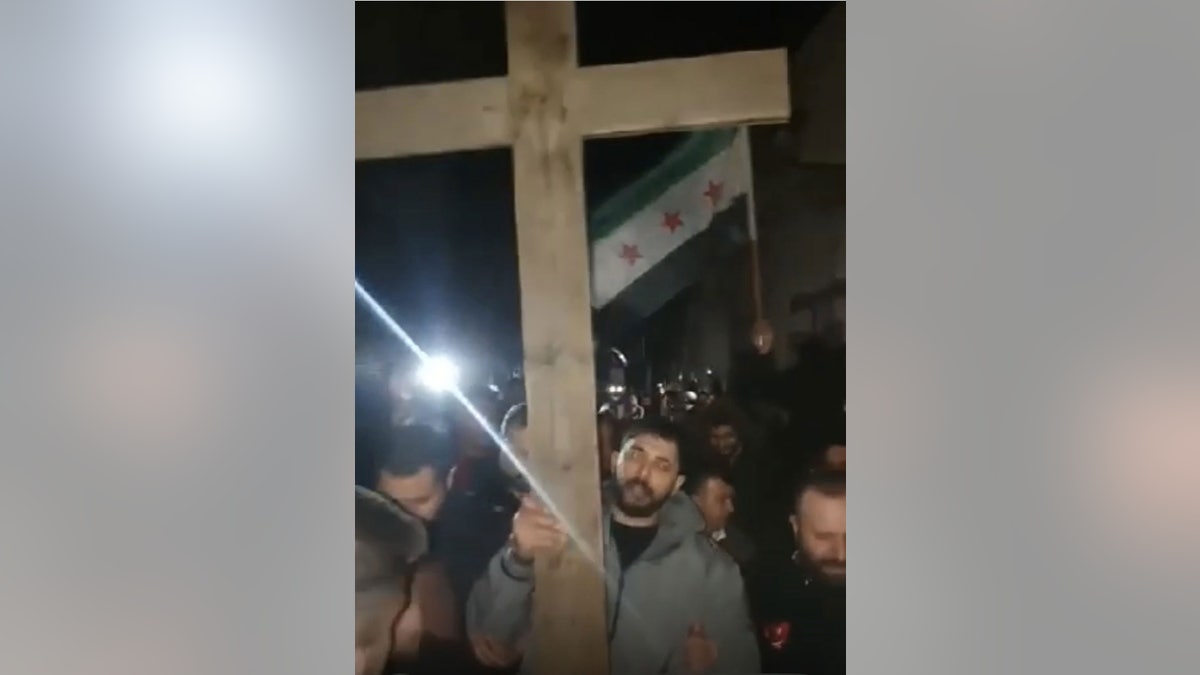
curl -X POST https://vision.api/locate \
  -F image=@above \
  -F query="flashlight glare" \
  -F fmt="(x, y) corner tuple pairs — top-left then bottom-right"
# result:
(417, 356), (459, 393)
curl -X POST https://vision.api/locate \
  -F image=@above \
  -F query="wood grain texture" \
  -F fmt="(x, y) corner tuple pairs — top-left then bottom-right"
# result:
(355, 49), (790, 159)
(356, 77), (509, 160)
(571, 49), (790, 139)
(504, 3), (609, 675)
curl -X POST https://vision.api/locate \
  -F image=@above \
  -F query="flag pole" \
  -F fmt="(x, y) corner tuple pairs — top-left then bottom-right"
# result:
(740, 126), (765, 322)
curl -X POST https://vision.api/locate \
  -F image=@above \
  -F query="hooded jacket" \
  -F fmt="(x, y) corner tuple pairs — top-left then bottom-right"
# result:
(466, 487), (760, 674)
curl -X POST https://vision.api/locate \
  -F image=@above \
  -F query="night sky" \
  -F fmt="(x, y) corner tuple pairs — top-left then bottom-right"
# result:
(355, 2), (833, 372)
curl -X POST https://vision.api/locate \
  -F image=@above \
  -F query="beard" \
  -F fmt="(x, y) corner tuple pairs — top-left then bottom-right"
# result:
(795, 546), (846, 585)
(815, 561), (846, 584)
(616, 479), (671, 518)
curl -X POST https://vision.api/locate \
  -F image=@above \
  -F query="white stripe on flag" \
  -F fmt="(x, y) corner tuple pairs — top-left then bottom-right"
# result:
(591, 128), (750, 307)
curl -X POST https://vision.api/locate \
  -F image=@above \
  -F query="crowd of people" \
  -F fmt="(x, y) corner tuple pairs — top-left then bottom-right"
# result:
(354, 328), (846, 675)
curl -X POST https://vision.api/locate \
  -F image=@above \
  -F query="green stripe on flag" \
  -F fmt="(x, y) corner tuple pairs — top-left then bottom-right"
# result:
(588, 128), (739, 242)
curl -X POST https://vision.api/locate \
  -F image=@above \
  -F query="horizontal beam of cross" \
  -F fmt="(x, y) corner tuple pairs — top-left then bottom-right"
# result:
(356, 49), (790, 160)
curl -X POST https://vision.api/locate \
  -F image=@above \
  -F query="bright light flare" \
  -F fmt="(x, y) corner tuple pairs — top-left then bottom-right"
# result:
(355, 278), (654, 635)
(416, 355), (459, 393)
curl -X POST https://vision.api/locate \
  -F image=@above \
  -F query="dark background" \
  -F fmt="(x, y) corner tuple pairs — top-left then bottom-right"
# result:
(355, 2), (833, 379)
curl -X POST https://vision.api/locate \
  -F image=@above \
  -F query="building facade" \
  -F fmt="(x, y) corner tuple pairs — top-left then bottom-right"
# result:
(678, 4), (845, 380)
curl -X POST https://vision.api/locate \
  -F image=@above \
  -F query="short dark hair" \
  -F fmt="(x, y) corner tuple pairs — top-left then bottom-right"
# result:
(694, 400), (749, 442)
(793, 468), (846, 510)
(355, 487), (427, 638)
(370, 424), (454, 483)
(683, 461), (734, 497)
(500, 402), (527, 437)
(619, 417), (698, 475)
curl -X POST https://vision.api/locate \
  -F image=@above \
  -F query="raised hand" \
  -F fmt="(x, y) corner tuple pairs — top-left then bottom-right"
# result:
(510, 495), (569, 563)
(470, 633), (521, 668)
(683, 621), (718, 673)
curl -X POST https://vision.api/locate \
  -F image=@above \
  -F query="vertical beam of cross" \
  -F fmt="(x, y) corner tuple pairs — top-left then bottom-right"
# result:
(505, 4), (610, 674)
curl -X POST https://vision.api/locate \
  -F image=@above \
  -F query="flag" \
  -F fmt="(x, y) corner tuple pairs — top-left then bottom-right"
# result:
(590, 127), (751, 336)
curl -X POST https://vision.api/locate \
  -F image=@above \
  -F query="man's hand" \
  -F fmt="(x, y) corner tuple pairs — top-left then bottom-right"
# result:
(511, 496), (569, 563)
(683, 621), (718, 673)
(470, 634), (521, 668)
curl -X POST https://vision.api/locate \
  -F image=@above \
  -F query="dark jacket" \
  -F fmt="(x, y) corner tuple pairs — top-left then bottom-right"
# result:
(748, 555), (845, 675)
(435, 485), (520, 617)
(400, 489), (519, 675)
(714, 523), (757, 571)
(726, 446), (771, 540)
(466, 489), (760, 675)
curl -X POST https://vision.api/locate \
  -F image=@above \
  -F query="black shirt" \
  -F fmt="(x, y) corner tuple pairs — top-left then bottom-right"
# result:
(610, 519), (658, 570)
(749, 557), (846, 675)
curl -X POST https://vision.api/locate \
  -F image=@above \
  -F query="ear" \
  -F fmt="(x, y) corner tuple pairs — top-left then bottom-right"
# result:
(672, 474), (685, 495)
(788, 514), (800, 536)
(609, 450), (619, 476)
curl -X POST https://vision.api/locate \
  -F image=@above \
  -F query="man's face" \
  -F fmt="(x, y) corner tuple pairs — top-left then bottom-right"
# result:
(790, 488), (847, 584)
(824, 444), (846, 470)
(377, 467), (447, 523)
(612, 433), (684, 518)
(709, 424), (740, 458)
(692, 476), (735, 533)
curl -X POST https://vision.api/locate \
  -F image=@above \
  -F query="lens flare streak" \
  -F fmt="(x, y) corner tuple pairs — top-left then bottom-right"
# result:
(354, 279), (602, 569)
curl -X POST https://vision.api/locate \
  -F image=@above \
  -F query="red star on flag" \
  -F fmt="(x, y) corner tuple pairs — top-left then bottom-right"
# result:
(619, 243), (642, 266)
(703, 180), (724, 207)
(662, 211), (683, 233)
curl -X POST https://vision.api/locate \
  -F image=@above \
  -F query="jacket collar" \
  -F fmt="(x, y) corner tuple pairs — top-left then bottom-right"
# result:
(601, 480), (705, 563)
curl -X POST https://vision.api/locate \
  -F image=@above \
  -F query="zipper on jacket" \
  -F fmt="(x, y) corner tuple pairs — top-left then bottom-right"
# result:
(607, 565), (627, 644)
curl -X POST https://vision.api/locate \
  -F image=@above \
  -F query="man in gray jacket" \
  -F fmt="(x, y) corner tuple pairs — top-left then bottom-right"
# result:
(466, 418), (761, 674)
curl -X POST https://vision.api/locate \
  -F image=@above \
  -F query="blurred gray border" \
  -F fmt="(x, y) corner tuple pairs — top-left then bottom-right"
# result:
(1, 1), (353, 673)
(851, 1), (1200, 673)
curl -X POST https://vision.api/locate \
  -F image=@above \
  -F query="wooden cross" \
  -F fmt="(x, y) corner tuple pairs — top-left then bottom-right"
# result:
(356, 3), (789, 673)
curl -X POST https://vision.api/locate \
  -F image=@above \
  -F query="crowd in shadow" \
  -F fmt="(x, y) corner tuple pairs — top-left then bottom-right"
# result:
(354, 332), (846, 675)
